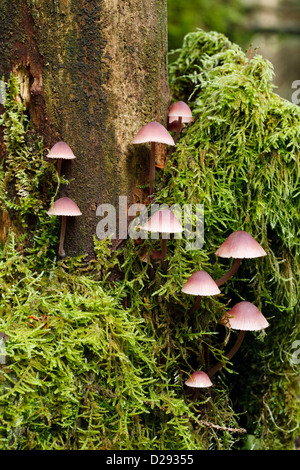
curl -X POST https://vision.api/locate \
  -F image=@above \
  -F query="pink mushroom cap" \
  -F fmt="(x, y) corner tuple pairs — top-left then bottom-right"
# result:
(181, 270), (221, 296)
(47, 141), (76, 160)
(220, 301), (269, 331)
(185, 370), (213, 388)
(133, 121), (175, 146)
(168, 101), (193, 123)
(47, 197), (82, 217)
(139, 209), (183, 234)
(215, 230), (267, 259)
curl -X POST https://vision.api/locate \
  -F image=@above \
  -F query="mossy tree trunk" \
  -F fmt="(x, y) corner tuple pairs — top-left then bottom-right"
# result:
(0, 0), (171, 258)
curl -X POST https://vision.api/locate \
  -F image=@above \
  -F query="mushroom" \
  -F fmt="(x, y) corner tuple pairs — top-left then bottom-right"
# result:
(185, 370), (213, 388)
(215, 230), (267, 287)
(207, 301), (269, 378)
(46, 141), (76, 177)
(133, 121), (175, 196)
(47, 197), (82, 258)
(181, 270), (221, 314)
(168, 101), (193, 143)
(139, 208), (183, 271)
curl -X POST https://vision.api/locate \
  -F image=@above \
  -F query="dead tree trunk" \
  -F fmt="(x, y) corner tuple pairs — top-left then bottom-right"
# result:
(0, 0), (171, 258)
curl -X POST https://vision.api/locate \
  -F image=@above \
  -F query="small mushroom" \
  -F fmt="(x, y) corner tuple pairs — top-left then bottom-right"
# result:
(47, 197), (82, 258)
(215, 230), (267, 287)
(46, 141), (76, 177)
(208, 301), (269, 378)
(133, 121), (175, 196)
(139, 208), (183, 271)
(168, 101), (193, 143)
(182, 270), (221, 314)
(185, 370), (213, 388)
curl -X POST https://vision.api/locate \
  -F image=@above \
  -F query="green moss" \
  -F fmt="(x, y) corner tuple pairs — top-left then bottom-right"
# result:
(0, 74), (63, 267)
(165, 29), (300, 449)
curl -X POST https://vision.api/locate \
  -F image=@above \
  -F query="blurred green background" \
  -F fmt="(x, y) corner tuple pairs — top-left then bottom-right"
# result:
(168, 0), (247, 51)
(167, 0), (300, 100)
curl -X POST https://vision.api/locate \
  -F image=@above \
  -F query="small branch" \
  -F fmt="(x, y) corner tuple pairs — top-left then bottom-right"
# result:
(142, 400), (247, 434)
(198, 420), (247, 434)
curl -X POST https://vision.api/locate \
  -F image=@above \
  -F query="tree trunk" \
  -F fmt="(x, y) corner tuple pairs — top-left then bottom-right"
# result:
(0, 0), (171, 258)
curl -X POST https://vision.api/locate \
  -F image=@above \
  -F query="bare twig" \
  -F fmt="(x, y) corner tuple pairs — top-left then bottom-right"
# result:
(198, 420), (247, 434)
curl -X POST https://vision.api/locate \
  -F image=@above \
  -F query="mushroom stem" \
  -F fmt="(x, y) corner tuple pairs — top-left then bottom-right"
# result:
(174, 116), (183, 144)
(216, 258), (242, 287)
(58, 215), (67, 258)
(188, 295), (202, 315)
(149, 141), (156, 195)
(207, 330), (246, 378)
(57, 159), (62, 177)
(161, 236), (167, 272)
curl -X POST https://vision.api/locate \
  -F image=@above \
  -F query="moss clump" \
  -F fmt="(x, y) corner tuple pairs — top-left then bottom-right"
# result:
(0, 31), (299, 450)
(0, 234), (243, 450)
(0, 73), (62, 267)
(164, 29), (300, 449)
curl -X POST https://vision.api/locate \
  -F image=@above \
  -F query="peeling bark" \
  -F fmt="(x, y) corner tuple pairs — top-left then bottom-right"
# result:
(0, 0), (171, 258)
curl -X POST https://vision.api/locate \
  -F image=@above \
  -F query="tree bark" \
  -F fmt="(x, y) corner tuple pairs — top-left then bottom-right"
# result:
(0, 0), (171, 258)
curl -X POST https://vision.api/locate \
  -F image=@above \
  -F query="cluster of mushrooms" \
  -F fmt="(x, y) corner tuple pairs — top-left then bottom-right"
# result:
(132, 102), (269, 392)
(46, 101), (192, 258)
(47, 101), (269, 393)
(46, 142), (82, 258)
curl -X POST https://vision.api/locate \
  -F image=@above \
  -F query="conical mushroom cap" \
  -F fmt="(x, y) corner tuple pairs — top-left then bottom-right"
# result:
(139, 209), (183, 234)
(215, 231), (266, 259)
(220, 301), (269, 331)
(133, 121), (175, 146)
(185, 370), (213, 388)
(47, 141), (76, 160)
(181, 270), (221, 296)
(47, 197), (82, 216)
(168, 101), (193, 123)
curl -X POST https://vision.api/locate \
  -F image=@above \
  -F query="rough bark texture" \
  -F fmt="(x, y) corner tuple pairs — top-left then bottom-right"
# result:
(0, 0), (171, 258)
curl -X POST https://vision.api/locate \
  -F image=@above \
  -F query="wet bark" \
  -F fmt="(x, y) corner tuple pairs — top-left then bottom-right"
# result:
(0, 0), (171, 258)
